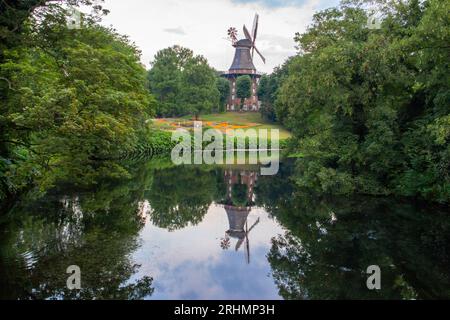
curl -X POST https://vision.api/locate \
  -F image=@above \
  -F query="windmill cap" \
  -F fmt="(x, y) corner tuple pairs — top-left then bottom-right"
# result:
(234, 39), (252, 47)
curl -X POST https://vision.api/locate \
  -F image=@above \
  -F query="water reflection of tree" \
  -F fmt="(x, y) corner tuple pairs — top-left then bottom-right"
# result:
(146, 166), (219, 231)
(260, 182), (450, 299)
(0, 161), (155, 300)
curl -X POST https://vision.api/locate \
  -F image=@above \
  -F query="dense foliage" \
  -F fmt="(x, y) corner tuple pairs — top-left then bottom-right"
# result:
(0, 159), (157, 299)
(257, 60), (290, 122)
(256, 163), (450, 299)
(216, 77), (231, 112)
(0, 1), (155, 208)
(275, 0), (449, 203)
(147, 45), (220, 118)
(235, 75), (252, 110)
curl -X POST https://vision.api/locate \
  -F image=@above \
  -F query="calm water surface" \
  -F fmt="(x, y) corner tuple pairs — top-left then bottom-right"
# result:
(0, 160), (449, 299)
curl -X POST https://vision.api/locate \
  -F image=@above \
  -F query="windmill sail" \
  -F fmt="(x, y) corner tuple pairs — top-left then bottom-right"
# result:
(243, 25), (253, 42)
(254, 46), (266, 64)
(242, 14), (265, 64)
(251, 14), (259, 58)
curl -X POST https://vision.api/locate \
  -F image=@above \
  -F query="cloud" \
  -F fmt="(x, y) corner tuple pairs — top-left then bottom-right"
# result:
(258, 34), (294, 50)
(100, 0), (337, 73)
(131, 205), (285, 299)
(163, 27), (186, 35)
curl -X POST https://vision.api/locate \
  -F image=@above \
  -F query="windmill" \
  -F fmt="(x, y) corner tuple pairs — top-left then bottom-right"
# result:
(220, 169), (261, 264)
(222, 14), (265, 111)
(221, 208), (261, 265)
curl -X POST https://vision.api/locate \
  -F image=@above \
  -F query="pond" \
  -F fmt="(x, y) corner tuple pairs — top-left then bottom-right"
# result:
(0, 160), (449, 300)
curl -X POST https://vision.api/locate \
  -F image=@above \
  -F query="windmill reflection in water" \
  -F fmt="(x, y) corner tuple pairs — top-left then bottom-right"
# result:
(219, 169), (260, 264)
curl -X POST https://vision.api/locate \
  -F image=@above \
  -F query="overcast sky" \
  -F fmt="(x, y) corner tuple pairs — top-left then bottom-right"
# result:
(99, 0), (339, 73)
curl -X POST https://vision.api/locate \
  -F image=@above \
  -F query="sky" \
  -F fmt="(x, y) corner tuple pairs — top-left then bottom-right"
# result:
(132, 204), (286, 299)
(99, 0), (339, 73)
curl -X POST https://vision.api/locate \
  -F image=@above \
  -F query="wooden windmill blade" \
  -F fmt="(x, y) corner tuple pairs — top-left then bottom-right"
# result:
(235, 238), (245, 251)
(251, 14), (259, 58)
(244, 218), (261, 264)
(252, 14), (259, 41)
(243, 24), (253, 42)
(246, 14), (266, 64)
(254, 46), (266, 64)
(245, 221), (250, 264)
(235, 218), (260, 253)
(247, 217), (260, 233)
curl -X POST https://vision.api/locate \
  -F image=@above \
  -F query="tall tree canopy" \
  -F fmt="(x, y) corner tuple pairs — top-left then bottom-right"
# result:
(0, 1), (155, 207)
(235, 75), (252, 110)
(180, 57), (220, 119)
(216, 77), (231, 112)
(258, 60), (290, 122)
(148, 45), (219, 117)
(275, 0), (449, 203)
(147, 45), (192, 117)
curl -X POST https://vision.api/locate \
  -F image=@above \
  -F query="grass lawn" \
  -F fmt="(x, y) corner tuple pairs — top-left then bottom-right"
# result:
(190, 112), (263, 125)
(151, 112), (292, 140)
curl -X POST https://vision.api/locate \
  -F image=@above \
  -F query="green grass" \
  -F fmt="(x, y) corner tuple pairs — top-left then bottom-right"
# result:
(181, 112), (292, 140)
(189, 112), (263, 125)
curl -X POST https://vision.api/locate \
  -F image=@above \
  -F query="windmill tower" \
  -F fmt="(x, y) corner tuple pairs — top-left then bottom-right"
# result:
(222, 14), (266, 112)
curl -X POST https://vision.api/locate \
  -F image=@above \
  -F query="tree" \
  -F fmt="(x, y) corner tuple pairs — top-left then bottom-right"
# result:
(0, 159), (156, 299)
(275, 0), (449, 203)
(254, 165), (450, 299)
(257, 75), (269, 101)
(147, 165), (217, 231)
(148, 46), (220, 118)
(258, 66), (288, 122)
(0, 1), (155, 206)
(257, 60), (291, 123)
(216, 77), (231, 112)
(179, 57), (220, 120)
(235, 75), (252, 111)
(147, 46), (194, 117)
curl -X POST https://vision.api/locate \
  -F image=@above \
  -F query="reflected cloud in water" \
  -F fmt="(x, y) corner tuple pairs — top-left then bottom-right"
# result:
(1, 160), (450, 300)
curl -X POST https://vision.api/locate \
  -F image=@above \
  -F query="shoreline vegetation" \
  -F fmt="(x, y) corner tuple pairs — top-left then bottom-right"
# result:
(1, 0), (449, 213)
(112, 128), (289, 161)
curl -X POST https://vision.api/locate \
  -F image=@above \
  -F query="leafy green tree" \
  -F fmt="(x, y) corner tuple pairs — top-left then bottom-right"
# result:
(148, 46), (220, 118)
(235, 75), (252, 110)
(216, 77), (231, 112)
(146, 165), (217, 231)
(258, 62), (290, 122)
(275, 0), (449, 203)
(0, 1), (155, 206)
(0, 159), (156, 299)
(253, 164), (450, 299)
(179, 57), (220, 120)
(267, 193), (450, 299)
(147, 46), (194, 117)
(257, 75), (269, 101)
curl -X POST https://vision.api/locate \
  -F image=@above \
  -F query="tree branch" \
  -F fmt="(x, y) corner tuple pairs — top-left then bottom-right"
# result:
(0, 77), (16, 91)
